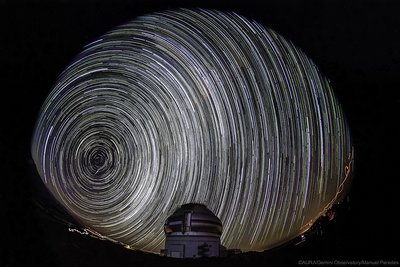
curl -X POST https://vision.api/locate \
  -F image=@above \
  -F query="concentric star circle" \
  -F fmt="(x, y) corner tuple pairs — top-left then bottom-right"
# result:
(31, 9), (353, 253)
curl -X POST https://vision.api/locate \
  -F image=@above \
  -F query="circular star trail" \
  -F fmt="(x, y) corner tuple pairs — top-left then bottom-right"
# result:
(31, 9), (353, 253)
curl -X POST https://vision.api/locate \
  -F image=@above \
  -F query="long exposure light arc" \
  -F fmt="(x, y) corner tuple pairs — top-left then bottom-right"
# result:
(31, 9), (353, 253)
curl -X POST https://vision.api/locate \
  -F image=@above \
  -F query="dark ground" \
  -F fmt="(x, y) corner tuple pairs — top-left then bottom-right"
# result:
(1, 0), (399, 266)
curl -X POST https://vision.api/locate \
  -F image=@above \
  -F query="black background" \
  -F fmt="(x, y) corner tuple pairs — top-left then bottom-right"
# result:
(1, 0), (399, 266)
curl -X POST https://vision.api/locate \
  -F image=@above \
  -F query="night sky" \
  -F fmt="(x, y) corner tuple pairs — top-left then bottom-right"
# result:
(2, 0), (399, 266)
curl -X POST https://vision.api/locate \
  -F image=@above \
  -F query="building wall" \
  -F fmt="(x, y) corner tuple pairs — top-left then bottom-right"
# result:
(165, 236), (220, 258)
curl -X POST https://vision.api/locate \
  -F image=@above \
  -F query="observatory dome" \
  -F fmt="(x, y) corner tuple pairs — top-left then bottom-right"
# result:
(163, 203), (223, 258)
(164, 203), (222, 236)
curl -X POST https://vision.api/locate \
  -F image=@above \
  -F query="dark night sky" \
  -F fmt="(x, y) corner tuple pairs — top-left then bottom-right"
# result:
(1, 0), (399, 266)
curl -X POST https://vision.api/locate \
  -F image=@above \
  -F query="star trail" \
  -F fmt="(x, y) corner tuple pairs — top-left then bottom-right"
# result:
(31, 9), (353, 253)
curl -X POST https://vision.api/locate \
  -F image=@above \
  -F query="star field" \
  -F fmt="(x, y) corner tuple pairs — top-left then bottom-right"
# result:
(31, 9), (353, 253)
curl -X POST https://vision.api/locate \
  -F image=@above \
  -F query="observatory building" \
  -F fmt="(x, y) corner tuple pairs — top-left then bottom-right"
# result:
(162, 203), (223, 258)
